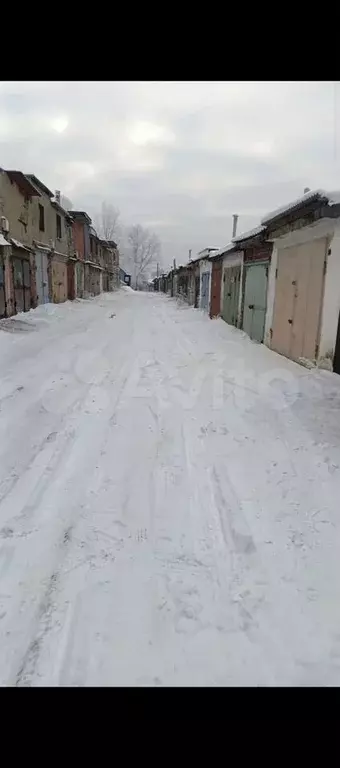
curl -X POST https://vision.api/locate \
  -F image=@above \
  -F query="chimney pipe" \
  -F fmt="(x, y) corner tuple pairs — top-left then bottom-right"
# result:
(232, 214), (238, 239)
(55, 190), (61, 204)
(189, 249), (192, 261)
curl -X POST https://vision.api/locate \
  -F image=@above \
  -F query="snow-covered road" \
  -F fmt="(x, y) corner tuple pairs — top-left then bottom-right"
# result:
(1, 288), (340, 686)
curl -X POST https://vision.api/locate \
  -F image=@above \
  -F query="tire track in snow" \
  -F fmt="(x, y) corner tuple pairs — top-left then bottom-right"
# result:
(0, 307), (139, 686)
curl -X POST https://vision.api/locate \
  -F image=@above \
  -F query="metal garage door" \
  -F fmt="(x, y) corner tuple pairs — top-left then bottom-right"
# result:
(242, 262), (268, 343)
(201, 271), (210, 312)
(222, 265), (240, 327)
(35, 249), (49, 305)
(13, 256), (31, 314)
(210, 260), (222, 318)
(271, 237), (327, 361)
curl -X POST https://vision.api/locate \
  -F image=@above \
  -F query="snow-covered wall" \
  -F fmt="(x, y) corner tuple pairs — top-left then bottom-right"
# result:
(264, 245), (278, 346)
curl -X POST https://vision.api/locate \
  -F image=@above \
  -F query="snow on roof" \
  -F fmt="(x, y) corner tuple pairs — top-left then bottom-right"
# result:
(0, 234), (9, 247)
(326, 189), (340, 206)
(11, 238), (31, 251)
(261, 188), (332, 226)
(197, 247), (219, 255)
(209, 242), (236, 259)
(232, 225), (266, 243)
(190, 247), (219, 263)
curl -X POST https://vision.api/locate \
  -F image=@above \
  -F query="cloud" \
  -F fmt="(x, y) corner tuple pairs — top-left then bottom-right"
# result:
(0, 80), (339, 268)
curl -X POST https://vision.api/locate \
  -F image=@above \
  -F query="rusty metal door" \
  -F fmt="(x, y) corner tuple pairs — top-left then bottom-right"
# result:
(194, 275), (200, 307)
(201, 271), (210, 312)
(210, 261), (222, 317)
(13, 256), (31, 314)
(222, 265), (240, 327)
(0, 252), (6, 317)
(52, 261), (67, 303)
(271, 238), (327, 361)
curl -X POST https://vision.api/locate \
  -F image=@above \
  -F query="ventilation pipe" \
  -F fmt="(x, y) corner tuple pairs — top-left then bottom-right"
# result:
(55, 190), (61, 204)
(189, 249), (192, 261)
(232, 214), (239, 239)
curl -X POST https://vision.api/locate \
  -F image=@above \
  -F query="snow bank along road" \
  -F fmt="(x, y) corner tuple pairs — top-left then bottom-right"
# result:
(1, 288), (340, 686)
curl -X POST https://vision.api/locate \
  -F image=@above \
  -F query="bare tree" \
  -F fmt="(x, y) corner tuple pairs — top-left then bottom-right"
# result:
(95, 201), (121, 243)
(127, 224), (161, 289)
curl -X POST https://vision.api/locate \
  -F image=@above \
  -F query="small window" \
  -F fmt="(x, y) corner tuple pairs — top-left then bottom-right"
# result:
(39, 204), (45, 232)
(56, 214), (61, 239)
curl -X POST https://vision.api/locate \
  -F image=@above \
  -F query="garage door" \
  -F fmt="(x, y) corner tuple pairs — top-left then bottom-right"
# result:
(13, 256), (31, 314)
(222, 265), (240, 327)
(52, 261), (67, 303)
(35, 250), (49, 305)
(271, 237), (327, 361)
(242, 262), (268, 343)
(201, 271), (210, 312)
(210, 261), (222, 318)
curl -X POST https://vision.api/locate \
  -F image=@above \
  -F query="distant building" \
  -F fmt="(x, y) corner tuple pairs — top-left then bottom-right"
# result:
(119, 267), (131, 286)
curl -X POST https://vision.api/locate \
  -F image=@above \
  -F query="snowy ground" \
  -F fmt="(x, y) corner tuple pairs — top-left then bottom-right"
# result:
(1, 288), (340, 686)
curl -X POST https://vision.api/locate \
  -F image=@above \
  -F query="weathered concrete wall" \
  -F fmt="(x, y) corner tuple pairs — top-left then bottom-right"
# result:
(0, 171), (33, 246)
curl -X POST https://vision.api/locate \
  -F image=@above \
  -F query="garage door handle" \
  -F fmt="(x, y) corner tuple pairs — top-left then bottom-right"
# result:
(248, 304), (254, 310)
(288, 318), (293, 324)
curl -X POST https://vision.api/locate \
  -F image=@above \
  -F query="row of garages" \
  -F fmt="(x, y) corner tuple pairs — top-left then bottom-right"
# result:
(0, 237), (112, 318)
(154, 189), (340, 374)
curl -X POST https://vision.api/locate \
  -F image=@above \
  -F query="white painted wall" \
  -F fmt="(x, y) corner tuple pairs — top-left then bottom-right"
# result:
(220, 250), (243, 325)
(264, 217), (340, 361)
(199, 258), (212, 312)
(264, 244), (278, 346)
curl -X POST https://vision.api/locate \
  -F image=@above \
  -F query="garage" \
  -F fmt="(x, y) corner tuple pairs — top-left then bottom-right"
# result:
(271, 238), (328, 361)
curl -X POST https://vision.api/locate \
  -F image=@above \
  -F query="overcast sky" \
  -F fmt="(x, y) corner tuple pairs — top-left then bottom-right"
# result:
(1, 81), (339, 269)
